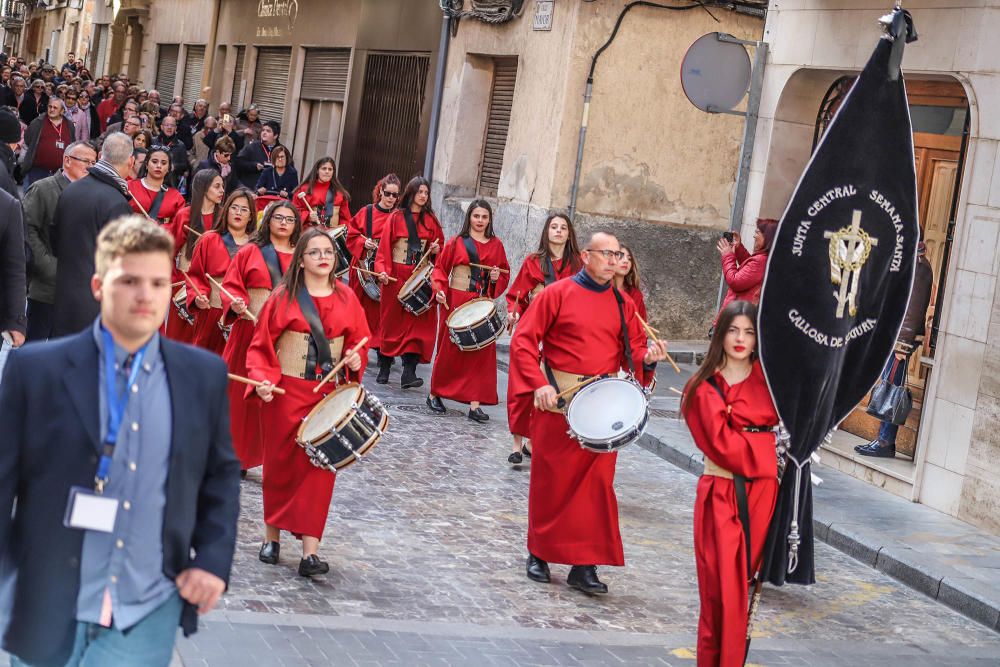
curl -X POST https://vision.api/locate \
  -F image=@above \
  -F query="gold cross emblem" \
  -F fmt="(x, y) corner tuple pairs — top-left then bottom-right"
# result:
(824, 210), (878, 318)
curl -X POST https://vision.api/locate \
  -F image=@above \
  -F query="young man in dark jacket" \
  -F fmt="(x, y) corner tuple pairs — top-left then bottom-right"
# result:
(234, 120), (281, 190)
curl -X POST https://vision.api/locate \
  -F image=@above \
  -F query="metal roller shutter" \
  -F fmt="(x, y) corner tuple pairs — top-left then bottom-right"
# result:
(301, 48), (351, 102)
(477, 58), (517, 197)
(155, 44), (180, 97)
(182, 44), (205, 109)
(230, 45), (246, 108)
(251, 47), (291, 125)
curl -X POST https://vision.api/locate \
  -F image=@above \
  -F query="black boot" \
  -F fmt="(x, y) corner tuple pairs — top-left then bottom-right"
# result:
(567, 565), (608, 595)
(298, 554), (330, 577)
(258, 541), (280, 565)
(400, 353), (423, 389)
(468, 407), (489, 423)
(376, 352), (393, 385)
(526, 554), (550, 583)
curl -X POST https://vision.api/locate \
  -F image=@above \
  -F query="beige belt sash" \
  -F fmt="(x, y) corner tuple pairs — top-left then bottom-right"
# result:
(542, 363), (595, 405)
(176, 253), (191, 273)
(702, 458), (734, 479)
(276, 331), (345, 379)
(449, 264), (473, 292)
(208, 275), (224, 309)
(392, 237), (427, 263)
(247, 287), (271, 317)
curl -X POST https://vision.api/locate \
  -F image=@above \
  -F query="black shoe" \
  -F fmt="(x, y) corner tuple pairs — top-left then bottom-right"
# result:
(521, 443), (532, 458)
(427, 396), (446, 413)
(567, 565), (608, 595)
(854, 439), (880, 453)
(258, 541), (280, 565)
(858, 442), (896, 458)
(508, 451), (523, 465)
(376, 359), (392, 385)
(298, 554), (330, 577)
(468, 407), (489, 423)
(400, 363), (423, 389)
(240, 469), (248, 480)
(526, 554), (550, 583)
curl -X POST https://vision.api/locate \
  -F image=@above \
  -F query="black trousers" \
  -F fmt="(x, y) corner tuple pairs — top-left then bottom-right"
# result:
(26, 298), (54, 342)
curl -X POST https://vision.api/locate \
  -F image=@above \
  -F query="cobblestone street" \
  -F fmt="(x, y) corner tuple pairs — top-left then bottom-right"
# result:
(174, 357), (1000, 666)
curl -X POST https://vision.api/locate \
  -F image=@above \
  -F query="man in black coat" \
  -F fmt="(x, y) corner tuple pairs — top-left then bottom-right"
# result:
(0, 216), (240, 666)
(51, 132), (135, 337)
(234, 120), (282, 190)
(0, 108), (21, 198)
(0, 186), (25, 353)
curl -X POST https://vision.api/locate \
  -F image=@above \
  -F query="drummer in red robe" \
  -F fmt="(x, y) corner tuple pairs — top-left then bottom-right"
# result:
(246, 227), (370, 577)
(374, 176), (445, 389)
(186, 188), (256, 355)
(164, 169), (225, 343)
(220, 200), (300, 473)
(346, 173), (400, 382)
(682, 300), (778, 666)
(292, 156), (352, 229)
(510, 231), (667, 594)
(613, 243), (648, 321)
(127, 146), (186, 224)
(504, 212), (581, 465)
(427, 199), (510, 422)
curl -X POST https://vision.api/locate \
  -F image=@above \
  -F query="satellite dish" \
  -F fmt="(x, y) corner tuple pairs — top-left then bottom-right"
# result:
(681, 33), (752, 113)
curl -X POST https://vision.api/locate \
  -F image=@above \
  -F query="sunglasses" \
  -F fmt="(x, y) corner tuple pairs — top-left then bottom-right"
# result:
(382, 191), (399, 198)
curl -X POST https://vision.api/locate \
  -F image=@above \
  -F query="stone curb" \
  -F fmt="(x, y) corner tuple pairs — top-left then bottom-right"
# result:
(636, 432), (1000, 633)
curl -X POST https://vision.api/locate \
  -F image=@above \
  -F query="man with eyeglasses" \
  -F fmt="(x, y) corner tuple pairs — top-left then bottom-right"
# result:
(510, 231), (669, 596)
(21, 96), (75, 188)
(22, 141), (98, 341)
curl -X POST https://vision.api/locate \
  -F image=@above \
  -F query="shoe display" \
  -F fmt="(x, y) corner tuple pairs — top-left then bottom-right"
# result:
(567, 565), (608, 595)
(298, 554), (330, 577)
(258, 541), (280, 565)
(526, 554), (551, 583)
(508, 451), (523, 465)
(468, 407), (489, 423)
(427, 396), (446, 413)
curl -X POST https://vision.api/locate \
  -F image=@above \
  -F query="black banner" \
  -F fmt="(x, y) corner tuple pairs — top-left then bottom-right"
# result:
(758, 20), (920, 585)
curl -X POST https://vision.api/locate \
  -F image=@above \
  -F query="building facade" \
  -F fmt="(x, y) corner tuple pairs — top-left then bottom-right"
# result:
(431, 0), (766, 337)
(10, 0), (96, 67)
(750, 0), (1000, 534)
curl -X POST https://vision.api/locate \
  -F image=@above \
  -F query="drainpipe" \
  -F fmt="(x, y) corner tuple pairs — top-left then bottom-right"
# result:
(200, 0), (223, 102)
(423, 9), (451, 181)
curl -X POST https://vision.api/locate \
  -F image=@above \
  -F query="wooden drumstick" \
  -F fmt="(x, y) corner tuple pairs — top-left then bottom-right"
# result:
(506, 291), (521, 334)
(126, 190), (156, 222)
(297, 192), (317, 217)
(170, 280), (184, 288)
(183, 224), (204, 238)
(356, 266), (398, 282)
(637, 315), (681, 374)
(206, 275), (258, 323)
(669, 386), (683, 396)
(313, 336), (369, 393)
(228, 373), (286, 395)
(554, 375), (600, 400)
(468, 262), (510, 274)
(180, 271), (205, 297)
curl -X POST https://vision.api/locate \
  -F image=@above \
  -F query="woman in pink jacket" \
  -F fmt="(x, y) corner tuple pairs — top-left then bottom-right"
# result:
(716, 218), (778, 320)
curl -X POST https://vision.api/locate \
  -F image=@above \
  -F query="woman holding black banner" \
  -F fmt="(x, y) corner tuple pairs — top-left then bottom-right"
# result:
(682, 300), (779, 667)
(246, 227), (370, 577)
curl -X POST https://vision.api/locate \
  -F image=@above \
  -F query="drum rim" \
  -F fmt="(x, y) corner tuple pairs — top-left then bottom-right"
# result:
(566, 377), (648, 445)
(445, 297), (496, 329)
(399, 263), (434, 295)
(297, 382), (367, 443)
(328, 410), (390, 469)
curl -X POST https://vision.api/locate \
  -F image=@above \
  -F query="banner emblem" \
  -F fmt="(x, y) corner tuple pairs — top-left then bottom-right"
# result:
(825, 210), (879, 318)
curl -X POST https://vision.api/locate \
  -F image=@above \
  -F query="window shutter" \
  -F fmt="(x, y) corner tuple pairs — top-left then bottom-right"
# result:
(230, 45), (246, 108)
(181, 44), (205, 110)
(477, 58), (517, 197)
(251, 47), (292, 125)
(301, 48), (351, 102)
(154, 44), (180, 97)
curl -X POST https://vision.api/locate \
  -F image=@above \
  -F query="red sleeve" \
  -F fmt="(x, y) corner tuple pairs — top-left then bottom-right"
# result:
(622, 297), (652, 386)
(431, 237), (458, 297)
(167, 207), (191, 256)
(337, 192), (352, 228)
(684, 381), (778, 479)
(506, 256), (538, 314)
(245, 292), (286, 394)
(220, 245), (252, 324)
(485, 238), (511, 299)
(722, 253), (765, 293)
(346, 207), (368, 259)
(185, 234), (214, 309)
(338, 287), (372, 384)
(509, 286), (558, 394)
(291, 184), (311, 224)
(734, 243), (751, 263)
(374, 212), (398, 275)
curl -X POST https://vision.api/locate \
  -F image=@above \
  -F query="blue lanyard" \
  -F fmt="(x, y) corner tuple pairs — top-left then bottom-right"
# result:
(95, 328), (147, 494)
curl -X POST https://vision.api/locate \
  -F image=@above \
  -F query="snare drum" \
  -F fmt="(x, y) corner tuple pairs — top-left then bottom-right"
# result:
(172, 285), (195, 325)
(565, 377), (649, 453)
(296, 383), (389, 472)
(397, 263), (435, 316)
(326, 226), (352, 277)
(355, 251), (381, 302)
(446, 298), (504, 351)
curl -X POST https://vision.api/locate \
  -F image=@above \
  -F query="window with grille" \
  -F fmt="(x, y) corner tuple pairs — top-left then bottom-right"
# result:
(154, 44), (179, 97)
(477, 58), (517, 197)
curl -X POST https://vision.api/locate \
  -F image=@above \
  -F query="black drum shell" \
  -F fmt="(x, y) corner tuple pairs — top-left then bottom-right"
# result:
(306, 389), (388, 472)
(448, 306), (504, 351)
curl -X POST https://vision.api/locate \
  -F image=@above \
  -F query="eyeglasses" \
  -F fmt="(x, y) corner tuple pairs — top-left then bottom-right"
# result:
(585, 249), (625, 261)
(304, 249), (337, 259)
(46, 105), (62, 111)
(66, 154), (96, 166)
(229, 205), (251, 214)
(382, 191), (399, 198)
(271, 214), (296, 223)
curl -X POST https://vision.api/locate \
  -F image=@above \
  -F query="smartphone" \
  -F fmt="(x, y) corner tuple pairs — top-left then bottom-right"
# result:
(721, 231), (735, 243)
(222, 113), (232, 124)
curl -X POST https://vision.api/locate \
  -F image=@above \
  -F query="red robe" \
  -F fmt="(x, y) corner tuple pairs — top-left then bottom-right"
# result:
(186, 230), (245, 355)
(373, 209), (445, 362)
(220, 243), (293, 470)
(429, 236), (510, 404)
(510, 276), (652, 566)
(164, 207), (216, 343)
(684, 361), (778, 667)
(505, 254), (577, 437)
(346, 204), (394, 349)
(622, 284), (648, 321)
(292, 181), (352, 229)
(127, 179), (186, 225)
(246, 286), (371, 539)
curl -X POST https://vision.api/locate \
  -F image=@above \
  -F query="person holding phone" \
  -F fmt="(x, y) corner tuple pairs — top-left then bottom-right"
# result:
(714, 218), (778, 323)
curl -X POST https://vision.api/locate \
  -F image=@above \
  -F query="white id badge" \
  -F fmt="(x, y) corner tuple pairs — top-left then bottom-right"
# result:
(64, 487), (119, 533)
(55, 141), (65, 149)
